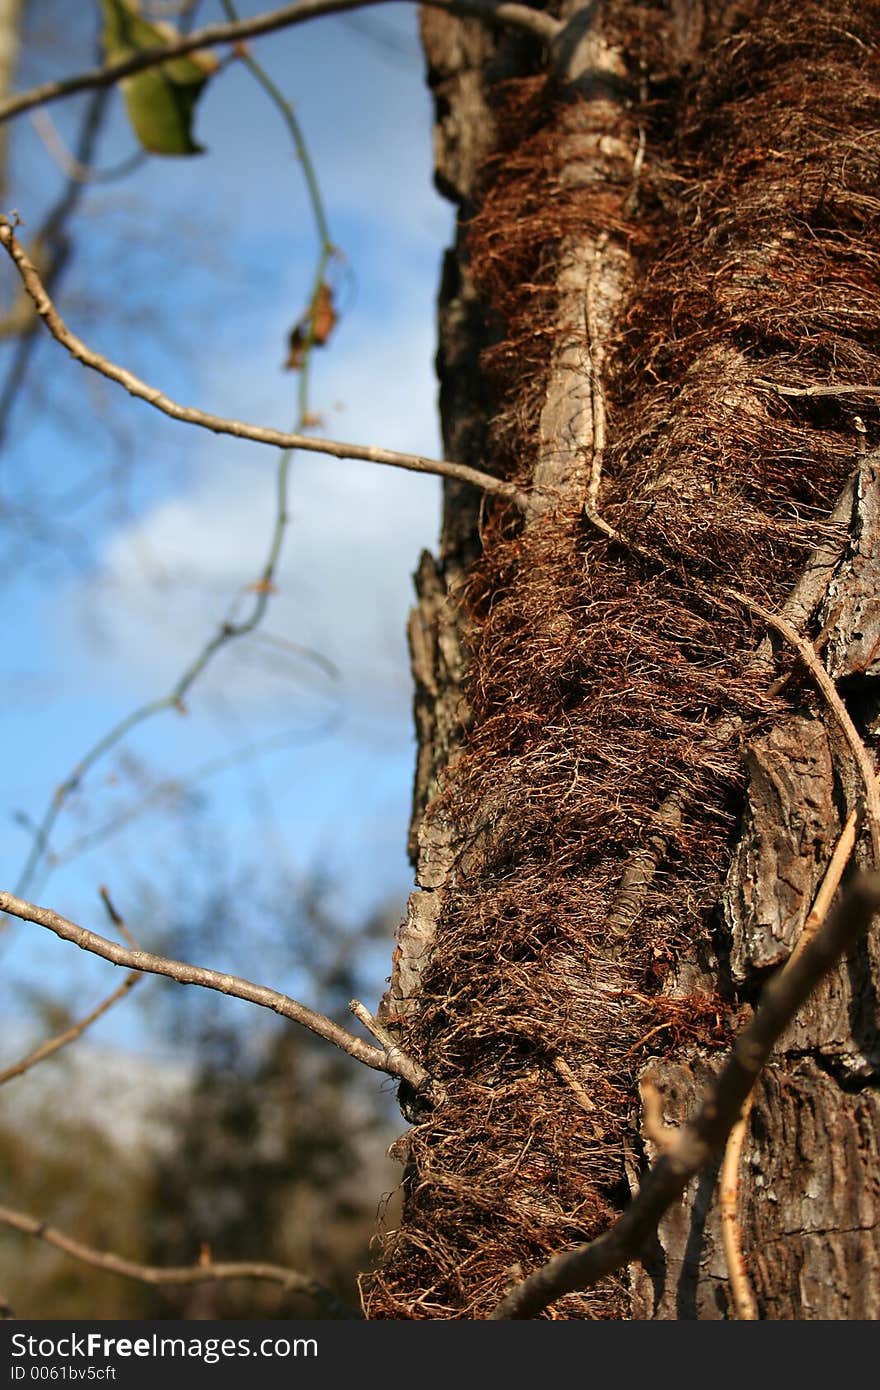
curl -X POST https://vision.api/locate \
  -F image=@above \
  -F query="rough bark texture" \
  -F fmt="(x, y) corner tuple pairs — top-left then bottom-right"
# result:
(367, 0), (880, 1319)
(0, 0), (23, 199)
(377, 13), (518, 1032)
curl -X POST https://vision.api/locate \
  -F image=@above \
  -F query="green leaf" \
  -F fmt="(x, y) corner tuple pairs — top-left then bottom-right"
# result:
(100, 0), (218, 156)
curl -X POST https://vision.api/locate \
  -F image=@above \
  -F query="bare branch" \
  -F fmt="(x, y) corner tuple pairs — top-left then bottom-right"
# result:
(754, 377), (880, 400)
(349, 997), (398, 1050)
(0, 217), (527, 510)
(0, 887), (143, 1087)
(0, 890), (438, 1098)
(0, 0), (559, 128)
(0, 88), (110, 451)
(0, 972), (141, 1087)
(489, 872), (880, 1317)
(29, 108), (146, 184)
(98, 884), (140, 949)
(719, 1093), (757, 1320)
(0, 1205), (360, 1317)
(10, 46), (333, 897)
(350, 997), (446, 1102)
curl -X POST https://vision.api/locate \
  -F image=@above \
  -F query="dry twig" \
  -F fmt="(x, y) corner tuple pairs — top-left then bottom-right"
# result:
(0, 887), (143, 1087)
(0, 0), (559, 127)
(754, 378), (880, 400)
(0, 889), (438, 1098)
(0, 1205), (359, 1317)
(718, 1092), (757, 1320)
(350, 999), (447, 1104)
(0, 973), (141, 1088)
(0, 218), (528, 511)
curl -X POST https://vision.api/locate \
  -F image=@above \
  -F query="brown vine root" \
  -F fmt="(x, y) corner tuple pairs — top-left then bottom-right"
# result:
(719, 807), (858, 1319)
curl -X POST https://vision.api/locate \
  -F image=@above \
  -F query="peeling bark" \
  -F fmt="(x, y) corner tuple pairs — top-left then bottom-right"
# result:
(820, 457), (880, 683)
(723, 719), (839, 981)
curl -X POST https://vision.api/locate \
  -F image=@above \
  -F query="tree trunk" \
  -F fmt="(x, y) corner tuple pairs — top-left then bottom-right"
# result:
(366, 0), (880, 1319)
(0, 0), (23, 199)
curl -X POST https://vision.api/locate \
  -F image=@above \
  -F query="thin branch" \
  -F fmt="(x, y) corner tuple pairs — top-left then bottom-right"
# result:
(719, 1093), (757, 1320)
(349, 997), (398, 1050)
(489, 872), (880, 1317)
(8, 40), (338, 899)
(754, 377), (880, 400)
(349, 996), (445, 1101)
(98, 883), (140, 949)
(0, 972), (141, 1087)
(221, 0), (332, 251)
(29, 108), (146, 184)
(0, 87), (110, 451)
(723, 586), (880, 865)
(0, 1205), (360, 1318)
(583, 498), (660, 562)
(0, 217), (527, 510)
(219, 0), (333, 433)
(0, 0), (559, 128)
(0, 887), (142, 1086)
(10, 31), (334, 895)
(0, 889), (438, 1099)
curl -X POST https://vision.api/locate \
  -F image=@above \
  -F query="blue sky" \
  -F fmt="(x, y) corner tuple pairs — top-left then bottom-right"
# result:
(1, 2), (453, 1049)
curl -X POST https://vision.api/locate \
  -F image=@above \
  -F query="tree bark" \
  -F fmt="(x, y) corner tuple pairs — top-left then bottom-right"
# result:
(0, 0), (23, 199)
(367, 0), (880, 1319)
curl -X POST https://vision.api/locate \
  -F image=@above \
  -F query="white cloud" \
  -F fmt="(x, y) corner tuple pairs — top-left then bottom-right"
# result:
(59, 292), (444, 730)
